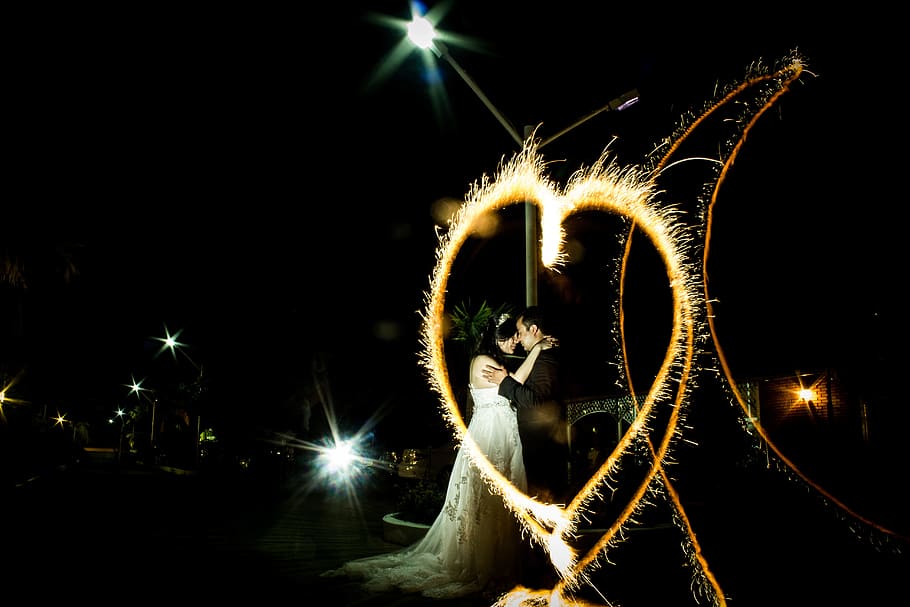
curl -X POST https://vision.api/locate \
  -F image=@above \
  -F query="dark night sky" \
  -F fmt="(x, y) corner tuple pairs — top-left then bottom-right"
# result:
(8, 2), (902, 441)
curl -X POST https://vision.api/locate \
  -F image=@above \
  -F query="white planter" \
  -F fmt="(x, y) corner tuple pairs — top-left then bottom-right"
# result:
(382, 512), (430, 546)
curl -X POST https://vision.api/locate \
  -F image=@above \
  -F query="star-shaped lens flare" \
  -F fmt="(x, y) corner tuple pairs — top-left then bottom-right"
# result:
(152, 325), (186, 361)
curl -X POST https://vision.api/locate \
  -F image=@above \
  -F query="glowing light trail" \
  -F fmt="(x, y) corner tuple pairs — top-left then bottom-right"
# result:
(414, 51), (905, 607)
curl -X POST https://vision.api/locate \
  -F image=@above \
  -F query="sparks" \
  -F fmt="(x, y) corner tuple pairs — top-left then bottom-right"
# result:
(417, 52), (822, 606)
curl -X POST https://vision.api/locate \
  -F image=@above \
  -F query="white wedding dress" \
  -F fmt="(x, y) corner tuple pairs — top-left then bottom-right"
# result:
(323, 386), (528, 598)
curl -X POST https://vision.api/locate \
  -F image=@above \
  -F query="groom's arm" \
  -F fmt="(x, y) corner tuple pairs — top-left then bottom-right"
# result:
(498, 354), (559, 409)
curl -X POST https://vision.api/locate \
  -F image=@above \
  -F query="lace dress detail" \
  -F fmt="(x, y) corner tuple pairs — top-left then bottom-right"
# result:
(322, 386), (527, 598)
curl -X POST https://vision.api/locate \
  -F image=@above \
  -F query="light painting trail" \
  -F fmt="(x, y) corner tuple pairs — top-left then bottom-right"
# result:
(419, 131), (699, 606)
(419, 138), (698, 587)
(417, 51), (908, 607)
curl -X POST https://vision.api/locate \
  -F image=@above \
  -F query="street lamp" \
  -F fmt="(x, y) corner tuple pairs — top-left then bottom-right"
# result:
(406, 14), (639, 306)
(153, 325), (203, 378)
(112, 408), (127, 463)
(406, 17), (523, 147)
(152, 325), (205, 466)
(127, 375), (158, 450)
(53, 411), (77, 441)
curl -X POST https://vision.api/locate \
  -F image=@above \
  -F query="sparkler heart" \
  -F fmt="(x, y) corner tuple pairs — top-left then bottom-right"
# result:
(418, 142), (698, 600)
(418, 53), (809, 606)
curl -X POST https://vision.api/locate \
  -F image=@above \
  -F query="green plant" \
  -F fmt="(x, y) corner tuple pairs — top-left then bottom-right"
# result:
(394, 479), (446, 525)
(449, 299), (513, 356)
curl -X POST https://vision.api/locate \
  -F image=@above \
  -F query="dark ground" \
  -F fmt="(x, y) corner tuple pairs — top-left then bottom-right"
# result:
(4, 455), (907, 606)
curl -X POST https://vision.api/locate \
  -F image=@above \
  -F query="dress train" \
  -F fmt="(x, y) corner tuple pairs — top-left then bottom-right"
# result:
(322, 386), (527, 598)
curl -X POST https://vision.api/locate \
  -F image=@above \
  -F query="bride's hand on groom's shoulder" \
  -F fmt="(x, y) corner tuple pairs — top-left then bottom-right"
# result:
(537, 336), (559, 351)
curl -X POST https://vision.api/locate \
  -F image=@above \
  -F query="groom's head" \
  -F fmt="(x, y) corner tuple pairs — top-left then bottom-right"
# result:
(515, 306), (550, 353)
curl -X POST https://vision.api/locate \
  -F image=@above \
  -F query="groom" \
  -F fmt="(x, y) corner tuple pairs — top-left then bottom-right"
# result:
(483, 305), (570, 504)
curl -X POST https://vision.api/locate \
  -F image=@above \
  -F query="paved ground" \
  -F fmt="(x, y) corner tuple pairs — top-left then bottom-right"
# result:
(5, 458), (908, 606)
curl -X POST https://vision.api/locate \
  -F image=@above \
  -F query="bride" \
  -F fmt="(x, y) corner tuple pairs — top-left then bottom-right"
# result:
(322, 312), (555, 598)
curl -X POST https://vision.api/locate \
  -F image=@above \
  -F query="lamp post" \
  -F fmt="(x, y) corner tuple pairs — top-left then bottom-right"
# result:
(127, 376), (157, 451)
(153, 325), (205, 467)
(112, 408), (126, 463)
(406, 15), (639, 306)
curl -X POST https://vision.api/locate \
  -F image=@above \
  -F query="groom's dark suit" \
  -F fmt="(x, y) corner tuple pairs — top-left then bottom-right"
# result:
(498, 347), (569, 503)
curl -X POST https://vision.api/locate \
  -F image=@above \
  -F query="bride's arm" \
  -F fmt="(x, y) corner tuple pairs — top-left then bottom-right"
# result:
(510, 337), (556, 384)
(470, 354), (500, 388)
